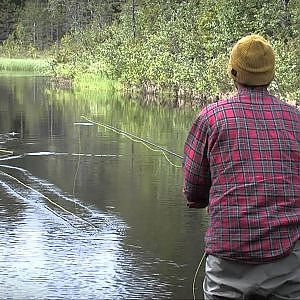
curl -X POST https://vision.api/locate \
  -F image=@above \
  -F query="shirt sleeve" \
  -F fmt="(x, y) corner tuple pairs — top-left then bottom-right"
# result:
(183, 109), (211, 208)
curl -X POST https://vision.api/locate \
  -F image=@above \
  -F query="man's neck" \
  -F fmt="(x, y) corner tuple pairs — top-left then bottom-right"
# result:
(235, 82), (269, 91)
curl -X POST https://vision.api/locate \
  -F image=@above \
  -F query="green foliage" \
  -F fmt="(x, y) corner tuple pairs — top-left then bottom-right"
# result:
(271, 38), (300, 103)
(0, 34), (42, 58)
(1, 0), (299, 104)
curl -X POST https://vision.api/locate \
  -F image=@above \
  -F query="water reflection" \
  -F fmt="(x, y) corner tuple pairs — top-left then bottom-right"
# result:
(0, 73), (208, 299)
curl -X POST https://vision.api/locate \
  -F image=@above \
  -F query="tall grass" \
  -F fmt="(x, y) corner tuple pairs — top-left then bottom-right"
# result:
(73, 73), (122, 92)
(0, 57), (51, 73)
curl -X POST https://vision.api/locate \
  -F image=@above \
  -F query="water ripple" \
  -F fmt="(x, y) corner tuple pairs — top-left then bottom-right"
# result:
(0, 166), (174, 299)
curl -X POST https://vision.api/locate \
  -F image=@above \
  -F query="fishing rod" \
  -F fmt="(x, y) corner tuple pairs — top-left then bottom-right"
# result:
(81, 115), (183, 165)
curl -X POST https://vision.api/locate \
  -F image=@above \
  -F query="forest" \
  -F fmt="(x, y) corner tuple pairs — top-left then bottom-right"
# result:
(0, 0), (299, 103)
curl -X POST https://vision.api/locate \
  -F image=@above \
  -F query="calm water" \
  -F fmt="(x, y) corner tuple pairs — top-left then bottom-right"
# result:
(0, 73), (208, 299)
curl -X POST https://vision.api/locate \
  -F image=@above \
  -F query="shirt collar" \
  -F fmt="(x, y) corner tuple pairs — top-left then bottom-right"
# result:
(232, 85), (271, 104)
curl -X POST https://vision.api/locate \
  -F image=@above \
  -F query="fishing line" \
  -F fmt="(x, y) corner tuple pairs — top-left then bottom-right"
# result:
(72, 124), (81, 198)
(0, 167), (97, 229)
(0, 149), (14, 159)
(193, 252), (206, 300)
(79, 116), (208, 297)
(0, 175), (76, 229)
(0, 149), (14, 155)
(2, 120), (203, 292)
(81, 116), (183, 168)
(0, 164), (100, 217)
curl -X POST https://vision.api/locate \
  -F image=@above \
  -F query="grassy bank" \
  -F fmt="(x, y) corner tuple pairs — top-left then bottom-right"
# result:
(0, 58), (122, 92)
(0, 57), (51, 74)
(73, 73), (122, 92)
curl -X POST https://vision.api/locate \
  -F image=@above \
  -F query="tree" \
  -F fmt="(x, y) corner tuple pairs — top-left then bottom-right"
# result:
(0, 0), (19, 43)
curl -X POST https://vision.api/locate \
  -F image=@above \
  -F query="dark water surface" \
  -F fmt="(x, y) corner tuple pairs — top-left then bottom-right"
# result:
(0, 73), (208, 299)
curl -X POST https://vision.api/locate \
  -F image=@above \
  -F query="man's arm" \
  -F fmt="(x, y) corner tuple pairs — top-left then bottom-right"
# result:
(183, 110), (211, 208)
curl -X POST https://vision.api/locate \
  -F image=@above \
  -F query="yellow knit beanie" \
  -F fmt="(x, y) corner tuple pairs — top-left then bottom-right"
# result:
(228, 34), (275, 86)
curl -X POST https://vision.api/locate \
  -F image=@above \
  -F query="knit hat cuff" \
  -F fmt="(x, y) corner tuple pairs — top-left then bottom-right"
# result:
(228, 63), (275, 86)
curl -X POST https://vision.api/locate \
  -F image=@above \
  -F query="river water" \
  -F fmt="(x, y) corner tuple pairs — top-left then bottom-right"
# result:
(0, 73), (208, 299)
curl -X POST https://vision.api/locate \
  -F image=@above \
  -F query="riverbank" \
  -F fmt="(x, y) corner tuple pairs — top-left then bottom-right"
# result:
(0, 57), (211, 106)
(1, 57), (298, 108)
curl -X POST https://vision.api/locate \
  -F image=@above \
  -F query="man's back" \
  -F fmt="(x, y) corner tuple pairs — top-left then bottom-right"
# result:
(184, 86), (300, 263)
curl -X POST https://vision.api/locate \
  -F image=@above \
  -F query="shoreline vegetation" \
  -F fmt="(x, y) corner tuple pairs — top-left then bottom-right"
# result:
(0, 57), (50, 73)
(0, 1), (299, 106)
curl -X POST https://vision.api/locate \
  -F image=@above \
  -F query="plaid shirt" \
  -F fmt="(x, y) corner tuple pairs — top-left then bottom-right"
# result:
(183, 86), (300, 263)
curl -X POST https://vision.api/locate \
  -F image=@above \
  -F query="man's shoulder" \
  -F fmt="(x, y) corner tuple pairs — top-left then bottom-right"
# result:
(275, 98), (300, 113)
(269, 97), (300, 121)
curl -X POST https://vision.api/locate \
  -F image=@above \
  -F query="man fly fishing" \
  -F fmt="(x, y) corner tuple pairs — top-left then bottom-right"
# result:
(183, 34), (300, 299)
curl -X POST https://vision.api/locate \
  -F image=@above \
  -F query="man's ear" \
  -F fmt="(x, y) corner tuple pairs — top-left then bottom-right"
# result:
(231, 69), (237, 77)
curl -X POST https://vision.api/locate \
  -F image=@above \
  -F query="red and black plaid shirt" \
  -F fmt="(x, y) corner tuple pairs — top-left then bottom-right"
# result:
(183, 86), (300, 263)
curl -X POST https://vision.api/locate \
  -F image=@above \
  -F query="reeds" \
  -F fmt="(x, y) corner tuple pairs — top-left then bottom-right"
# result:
(73, 73), (122, 92)
(0, 57), (50, 73)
